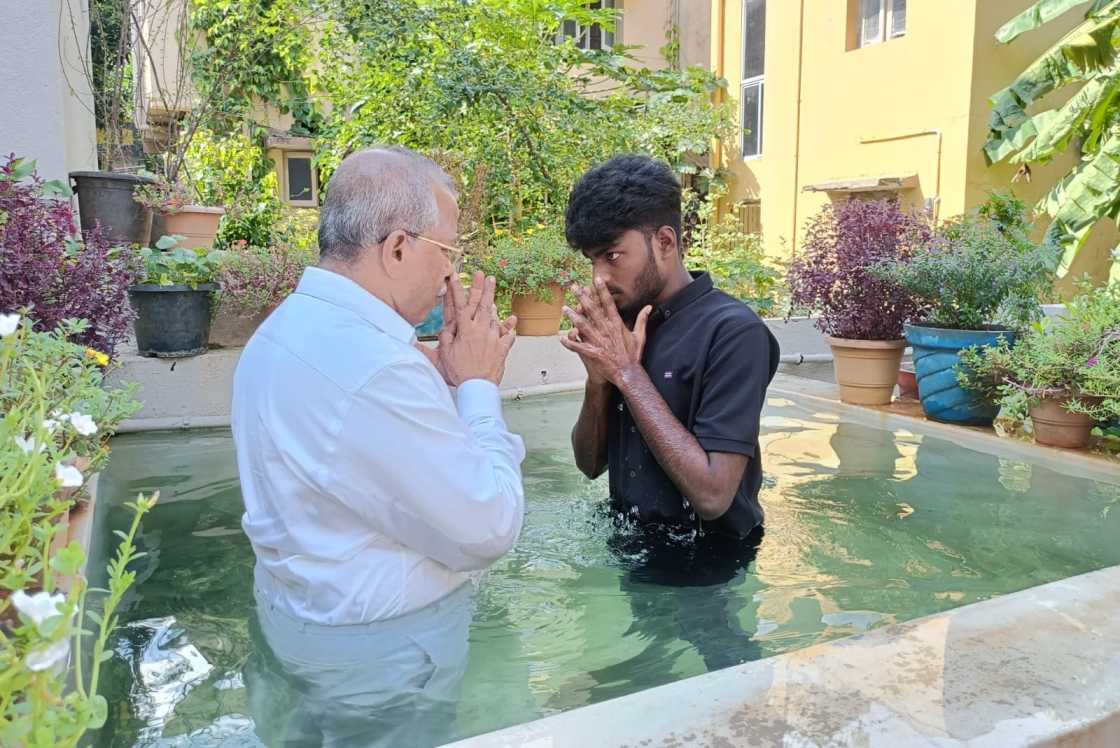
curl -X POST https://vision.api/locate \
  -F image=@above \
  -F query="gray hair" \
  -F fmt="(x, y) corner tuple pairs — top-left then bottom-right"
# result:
(318, 146), (457, 263)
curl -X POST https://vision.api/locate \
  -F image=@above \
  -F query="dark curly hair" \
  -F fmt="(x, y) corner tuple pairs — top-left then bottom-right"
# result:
(565, 155), (682, 253)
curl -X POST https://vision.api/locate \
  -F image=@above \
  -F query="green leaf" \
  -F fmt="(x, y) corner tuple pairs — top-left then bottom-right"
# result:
(99, 649), (115, 663)
(1042, 131), (1120, 275)
(155, 234), (180, 250)
(11, 158), (36, 180)
(50, 541), (85, 576)
(997, 0), (1099, 43)
(41, 179), (74, 198)
(89, 694), (109, 729)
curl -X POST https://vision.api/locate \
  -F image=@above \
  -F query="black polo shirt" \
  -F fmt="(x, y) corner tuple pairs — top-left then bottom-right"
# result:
(606, 272), (780, 539)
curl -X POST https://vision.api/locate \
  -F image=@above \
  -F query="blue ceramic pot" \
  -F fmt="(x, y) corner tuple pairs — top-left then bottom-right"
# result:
(414, 304), (444, 340)
(904, 323), (1017, 426)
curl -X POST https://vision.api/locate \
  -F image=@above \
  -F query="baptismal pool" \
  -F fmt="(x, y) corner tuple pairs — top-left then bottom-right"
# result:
(86, 392), (1120, 746)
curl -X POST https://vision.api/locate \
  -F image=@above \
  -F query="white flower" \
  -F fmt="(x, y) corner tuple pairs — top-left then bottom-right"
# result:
(66, 412), (97, 436)
(12, 590), (71, 672)
(13, 435), (44, 454)
(55, 463), (83, 488)
(42, 419), (60, 433)
(0, 313), (20, 337)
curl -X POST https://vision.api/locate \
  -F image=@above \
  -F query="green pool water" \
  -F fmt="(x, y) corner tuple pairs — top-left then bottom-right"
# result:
(87, 393), (1120, 747)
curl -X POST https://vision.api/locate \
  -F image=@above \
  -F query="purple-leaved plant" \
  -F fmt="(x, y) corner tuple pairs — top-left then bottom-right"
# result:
(788, 199), (929, 340)
(0, 155), (139, 358)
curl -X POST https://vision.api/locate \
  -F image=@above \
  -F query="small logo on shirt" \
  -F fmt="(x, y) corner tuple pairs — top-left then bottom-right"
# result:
(664, 371), (673, 379)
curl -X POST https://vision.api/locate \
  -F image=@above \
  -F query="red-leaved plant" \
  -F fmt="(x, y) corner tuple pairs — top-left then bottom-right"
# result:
(788, 199), (929, 340)
(0, 155), (139, 358)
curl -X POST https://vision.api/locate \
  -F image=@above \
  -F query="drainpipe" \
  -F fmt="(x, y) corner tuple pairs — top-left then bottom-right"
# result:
(710, 0), (726, 209)
(858, 129), (944, 221)
(789, 0), (807, 255)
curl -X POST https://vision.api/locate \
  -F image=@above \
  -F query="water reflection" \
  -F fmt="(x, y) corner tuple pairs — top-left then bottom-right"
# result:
(88, 397), (1120, 747)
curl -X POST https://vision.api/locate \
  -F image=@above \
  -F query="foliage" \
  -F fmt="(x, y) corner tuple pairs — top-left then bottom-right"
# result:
(184, 128), (285, 248)
(217, 240), (315, 317)
(310, 0), (734, 234)
(0, 316), (150, 747)
(788, 199), (928, 339)
(683, 187), (779, 315)
(0, 157), (138, 359)
(132, 176), (191, 215)
(86, 0), (137, 170)
(468, 226), (587, 300)
(960, 283), (1120, 423)
(189, 0), (321, 134)
(137, 236), (227, 288)
(872, 196), (1054, 330)
(984, 0), (1120, 278)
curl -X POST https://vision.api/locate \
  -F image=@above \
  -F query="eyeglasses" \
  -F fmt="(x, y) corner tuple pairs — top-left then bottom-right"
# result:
(402, 230), (465, 273)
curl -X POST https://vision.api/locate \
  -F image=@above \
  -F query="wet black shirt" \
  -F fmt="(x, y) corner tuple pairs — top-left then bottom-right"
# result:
(606, 272), (780, 539)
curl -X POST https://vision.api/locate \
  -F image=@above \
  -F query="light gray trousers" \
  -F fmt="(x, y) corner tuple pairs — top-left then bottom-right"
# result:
(246, 583), (472, 748)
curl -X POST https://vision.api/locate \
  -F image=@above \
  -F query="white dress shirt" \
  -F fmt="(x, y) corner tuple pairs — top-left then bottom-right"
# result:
(231, 267), (526, 624)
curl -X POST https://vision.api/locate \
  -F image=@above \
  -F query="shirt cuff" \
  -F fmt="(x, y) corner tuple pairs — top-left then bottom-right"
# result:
(456, 379), (503, 423)
(696, 435), (756, 458)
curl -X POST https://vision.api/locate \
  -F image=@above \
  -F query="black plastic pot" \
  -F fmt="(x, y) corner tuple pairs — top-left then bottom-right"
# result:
(129, 284), (216, 358)
(70, 171), (154, 245)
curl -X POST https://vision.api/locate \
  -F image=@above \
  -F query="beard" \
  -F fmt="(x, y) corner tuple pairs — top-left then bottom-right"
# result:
(616, 240), (665, 326)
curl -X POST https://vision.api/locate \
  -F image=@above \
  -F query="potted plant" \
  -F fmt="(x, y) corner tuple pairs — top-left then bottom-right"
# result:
(134, 176), (226, 250)
(211, 239), (316, 347)
(787, 199), (929, 405)
(959, 284), (1120, 449)
(129, 235), (226, 357)
(873, 194), (1054, 425)
(474, 226), (585, 336)
(1, 156), (139, 359)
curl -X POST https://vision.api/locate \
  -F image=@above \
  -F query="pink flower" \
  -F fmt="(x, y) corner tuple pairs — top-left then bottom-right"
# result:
(498, 258), (509, 269)
(1086, 357), (1099, 368)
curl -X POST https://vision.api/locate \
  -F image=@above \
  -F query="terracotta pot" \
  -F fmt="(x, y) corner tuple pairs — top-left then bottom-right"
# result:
(209, 306), (275, 348)
(511, 284), (564, 336)
(897, 365), (919, 400)
(162, 205), (225, 249)
(824, 336), (907, 406)
(1029, 395), (1101, 449)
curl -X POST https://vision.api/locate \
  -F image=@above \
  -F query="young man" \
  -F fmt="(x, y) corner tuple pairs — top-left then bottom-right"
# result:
(562, 154), (780, 544)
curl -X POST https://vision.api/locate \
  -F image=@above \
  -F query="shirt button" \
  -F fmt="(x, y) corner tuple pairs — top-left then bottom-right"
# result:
(618, 403), (624, 412)
(664, 309), (672, 318)
(630, 426), (636, 433)
(629, 470), (636, 478)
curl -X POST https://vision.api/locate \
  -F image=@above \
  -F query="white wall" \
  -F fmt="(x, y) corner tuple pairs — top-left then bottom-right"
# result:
(0, 1), (98, 182)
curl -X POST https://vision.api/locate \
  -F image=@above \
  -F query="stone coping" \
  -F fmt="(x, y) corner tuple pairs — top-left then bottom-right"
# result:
(445, 564), (1120, 747)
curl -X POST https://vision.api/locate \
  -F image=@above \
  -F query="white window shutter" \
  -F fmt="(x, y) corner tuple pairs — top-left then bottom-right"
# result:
(890, 0), (906, 37)
(860, 0), (884, 47)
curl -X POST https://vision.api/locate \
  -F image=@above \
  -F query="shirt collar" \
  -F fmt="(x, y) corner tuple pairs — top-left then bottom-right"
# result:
(652, 271), (713, 322)
(294, 267), (418, 344)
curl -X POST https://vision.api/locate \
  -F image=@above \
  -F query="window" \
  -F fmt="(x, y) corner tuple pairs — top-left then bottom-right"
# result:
(741, 0), (765, 158)
(558, 0), (616, 51)
(283, 152), (317, 206)
(854, 0), (906, 49)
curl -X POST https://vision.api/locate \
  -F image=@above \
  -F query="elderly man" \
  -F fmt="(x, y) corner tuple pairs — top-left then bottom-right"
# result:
(232, 147), (524, 747)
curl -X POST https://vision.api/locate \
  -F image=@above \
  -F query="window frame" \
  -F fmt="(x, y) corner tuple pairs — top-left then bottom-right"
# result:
(740, 0), (765, 160)
(557, 0), (616, 52)
(282, 151), (318, 208)
(855, 0), (906, 49)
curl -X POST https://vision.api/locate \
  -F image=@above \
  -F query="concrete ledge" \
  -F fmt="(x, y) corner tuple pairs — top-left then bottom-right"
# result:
(108, 318), (833, 432)
(446, 564), (1120, 747)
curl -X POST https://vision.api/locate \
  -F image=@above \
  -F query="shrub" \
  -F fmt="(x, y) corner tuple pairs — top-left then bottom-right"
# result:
(788, 199), (929, 340)
(137, 235), (227, 287)
(873, 194), (1053, 331)
(217, 241), (316, 317)
(0, 156), (138, 358)
(469, 225), (587, 301)
(0, 315), (150, 747)
(960, 283), (1120, 423)
(684, 187), (779, 315)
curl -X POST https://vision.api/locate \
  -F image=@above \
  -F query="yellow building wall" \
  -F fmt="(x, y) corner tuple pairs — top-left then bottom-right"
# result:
(717, 0), (1116, 287)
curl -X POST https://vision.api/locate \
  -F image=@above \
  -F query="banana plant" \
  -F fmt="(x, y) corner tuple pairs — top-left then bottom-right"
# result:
(984, 0), (1120, 279)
